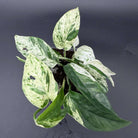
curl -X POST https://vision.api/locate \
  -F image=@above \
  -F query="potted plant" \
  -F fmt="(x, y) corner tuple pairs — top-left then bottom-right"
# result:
(14, 7), (131, 131)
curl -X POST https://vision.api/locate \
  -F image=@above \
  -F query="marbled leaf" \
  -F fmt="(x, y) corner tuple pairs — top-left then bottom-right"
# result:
(88, 59), (115, 86)
(22, 54), (58, 108)
(53, 7), (80, 51)
(64, 63), (110, 108)
(73, 45), (115, 86)
(64, 91), (131, 131)
(73, 45), (95, 64)
(34, 80), (66, 128)
(15, 35), (59, 68)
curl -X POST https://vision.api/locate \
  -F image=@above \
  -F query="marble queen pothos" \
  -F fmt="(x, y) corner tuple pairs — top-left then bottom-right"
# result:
(14, 7), (131, 131)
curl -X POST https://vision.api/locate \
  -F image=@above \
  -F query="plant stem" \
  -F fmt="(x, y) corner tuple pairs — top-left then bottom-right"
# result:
(33, 108), (42, 120)
(66, 77), (71, 91)
(73, 45), (75, 53)
(64, 50), (66, 57)
(59, 56), (73, 63)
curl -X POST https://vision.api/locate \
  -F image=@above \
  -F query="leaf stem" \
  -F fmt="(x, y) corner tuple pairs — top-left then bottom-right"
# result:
(73, 45), (76, 53)
(33, 108), (42, 120)
(66, 77), (71, 91)
(64, 50), (66, 57)
(59, 57), (73, 63)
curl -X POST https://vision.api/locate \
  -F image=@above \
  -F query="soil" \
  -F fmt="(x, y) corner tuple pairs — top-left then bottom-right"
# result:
(52, 49), (79, 94)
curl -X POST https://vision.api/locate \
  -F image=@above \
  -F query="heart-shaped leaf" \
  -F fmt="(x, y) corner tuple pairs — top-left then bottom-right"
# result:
(73, 45), (115, 87)
(34, 80), (66, 128)
(22, 54), (58, 109)
(53, 7), (80, 51)
(64, 91), (131, 131)
(15, 35), (59, 68)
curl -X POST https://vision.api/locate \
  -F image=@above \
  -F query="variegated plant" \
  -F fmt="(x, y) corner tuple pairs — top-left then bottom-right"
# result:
(14, 7), (131, 131)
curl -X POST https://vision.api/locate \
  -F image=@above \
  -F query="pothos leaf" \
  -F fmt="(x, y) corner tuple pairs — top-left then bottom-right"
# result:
(63, 63), (110, 108)
(85, 64), (108, 93)
(53, 7), (80, 51)
(73, 45), (95, 64)
(64, 91), (131, 131)
(34, 80), (66, 128)
(73, 45), (115, 87)
(14, 35), (59, 68)
(88, 59), (116, 86)
(22, 54), (58, 109)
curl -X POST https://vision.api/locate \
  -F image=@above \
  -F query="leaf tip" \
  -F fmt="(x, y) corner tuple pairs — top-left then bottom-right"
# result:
(14, 34), (19, 40)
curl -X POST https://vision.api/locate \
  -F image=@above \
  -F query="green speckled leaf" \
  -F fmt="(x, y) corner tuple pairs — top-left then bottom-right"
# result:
(15, 35), (59, 68)
(22, 54), (58, 109)
(88, 59), (116, 86)
(64, 63), (110, 108)
(85, 64), (108, 93)
(73, 45), (95, 64)
(34, 80), (66, 128)
(64, 91), (131, 131)
(53, 7), (80, 51)
(73, 45), (115, 87)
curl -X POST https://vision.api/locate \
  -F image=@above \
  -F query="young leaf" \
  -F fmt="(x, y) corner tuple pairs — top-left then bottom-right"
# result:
(53, 7), (80, 51)
(73, 45), (115, 86)
(73, 45), (95, 64)
(34, 80), (66, 128)
(14, 35), (59, 68)
(64, 91), (131, 131)
(22, 54), (58, 109)
(88, 59), (116, 86)
(85, 65), (108, 92)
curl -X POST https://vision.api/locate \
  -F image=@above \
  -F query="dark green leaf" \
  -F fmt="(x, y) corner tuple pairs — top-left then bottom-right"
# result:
(15, 35), (59, 68)
(64, 63), (109, 104)
(34, 80), (66, 128)
(64, 91), (131, 131)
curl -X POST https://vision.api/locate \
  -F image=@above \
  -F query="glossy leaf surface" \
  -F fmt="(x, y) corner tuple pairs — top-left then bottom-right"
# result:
(53, 7), (80, 51)
(34, 80), (66, 128)
(22, 54), (58, 108)
(15, 35), (59, 68)
(64, 91), (131, 131)
(64, 63), (109, 100)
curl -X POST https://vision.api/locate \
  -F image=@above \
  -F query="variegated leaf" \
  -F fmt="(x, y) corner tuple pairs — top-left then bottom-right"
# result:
(88, 59), (116, 86)
(15, 35), (59, 68)
(34, 80), (66, 128)
(73, 45), (95, 64)
(86, 65), (108, 92)
(64, 91), (131, 131)
(53, 7), (80, 51)
(73, 45), (115, 87)
(22, 54), (58, 109)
